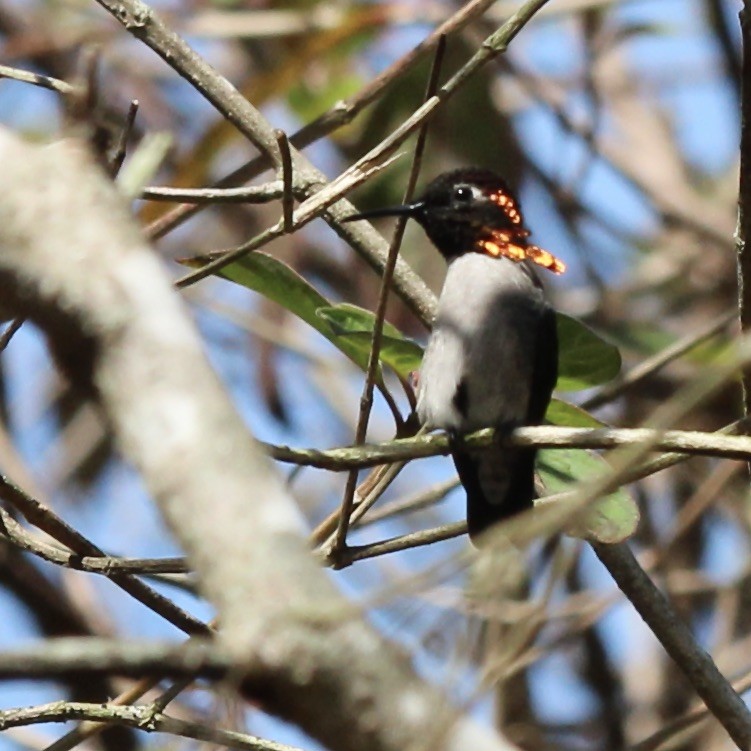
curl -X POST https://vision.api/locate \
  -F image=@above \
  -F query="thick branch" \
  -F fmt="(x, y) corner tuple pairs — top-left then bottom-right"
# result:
(0, 130), (518, 751)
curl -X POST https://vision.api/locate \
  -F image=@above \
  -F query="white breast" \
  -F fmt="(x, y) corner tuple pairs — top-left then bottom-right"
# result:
(416, 254), (545, 432)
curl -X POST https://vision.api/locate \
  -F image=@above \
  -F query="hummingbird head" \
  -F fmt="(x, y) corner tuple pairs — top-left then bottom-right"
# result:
(345, 167), (565, 274)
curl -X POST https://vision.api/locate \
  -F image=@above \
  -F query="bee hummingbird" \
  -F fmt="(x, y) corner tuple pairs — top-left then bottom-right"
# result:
(346, 168), (564, 544)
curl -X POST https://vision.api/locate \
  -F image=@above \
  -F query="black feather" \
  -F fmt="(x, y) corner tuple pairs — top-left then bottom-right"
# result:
(459, 304), (558, 544)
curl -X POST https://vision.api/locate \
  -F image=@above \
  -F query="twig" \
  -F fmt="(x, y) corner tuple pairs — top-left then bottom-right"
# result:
(93, 0), (280, 162)
(0, 64), (73, 94)
(274, 129), (294, 232)
(331, 36), (446, 556)
(51, 670), (200, 751)
(335, 522), (466, 566)
(109, 99), (139, 176)
(331, 0), (553, 198)
(0, 509), (189, 574)
(592, 542), (751, 748)
(144, 0), (498, 241)
(0, 317), (23, 351)
(45, 675), (164, 751)
(0, 638), (228, 680)
(173, 154), (399, 289)
(0, 475), (209, 636)
(738, 3), (751, 455)
(327, 462), (409, 562)
(0, 698), (305, 751)
(582, 310), (736, 411)
(309, 463), (395, 544)
(631, 664), (751, 751)
(142, 182), (286, 203)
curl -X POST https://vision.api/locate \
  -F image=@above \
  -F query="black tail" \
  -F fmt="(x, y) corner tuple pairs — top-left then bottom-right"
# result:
(453, 447), (537, 545)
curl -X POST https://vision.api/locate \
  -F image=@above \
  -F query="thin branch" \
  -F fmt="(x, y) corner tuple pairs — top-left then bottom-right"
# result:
(582, 310), (736, 411)
(592, 542), (751, 748)
(109, 98), (139, 176)
(631, 665), (751, 751)
(173, 154), (399, 289)
(263, 425), (751, 471)
(0, 64), (73, 94)
(145, 0), (499, 240)
(335, 522), (466, 566)
(0, 317), (23, 351)
(48, 670), (200, 751)
(274, 129), (294, 232)
(0, 698), (304, 751)
(93, 0), (280, 162)
(354, 477), (459, 527)
(326, 462), (409, 561)
(0, 508), (189, 575)
(738, 3), (751, 444)
(96, 0), (438, 326)
(45, 675), (164, 751)
(0, 638), (228, 680)
(329, 0), (553, 201)
(142, 182), (286, 203)
(332, 35), (446, 555)
(0, 475), (209, 636)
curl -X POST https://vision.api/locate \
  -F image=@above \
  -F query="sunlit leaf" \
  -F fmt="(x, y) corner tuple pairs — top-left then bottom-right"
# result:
(182, 252), (383, 380)
(545, 399), (606, 428)
(316, 302), (404, 339)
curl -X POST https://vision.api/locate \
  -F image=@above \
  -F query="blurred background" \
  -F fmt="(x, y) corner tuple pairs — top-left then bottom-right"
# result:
(0, 0), (748, 749)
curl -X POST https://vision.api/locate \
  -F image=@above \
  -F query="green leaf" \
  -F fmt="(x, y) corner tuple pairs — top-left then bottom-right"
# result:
(537, 449), (639, 543)
(193, 252), (383, 379)
(317, 304), (423, 380)
(328, 332), (423, 380)
(316, 303), (404, 339)
(545, 399), (606, 428)
(556, 313), (621, 391)
(182, 254), (424, 381)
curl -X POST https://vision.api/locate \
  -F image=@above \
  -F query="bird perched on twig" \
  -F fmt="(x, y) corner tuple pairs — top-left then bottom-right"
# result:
(346, 168), (565, 545)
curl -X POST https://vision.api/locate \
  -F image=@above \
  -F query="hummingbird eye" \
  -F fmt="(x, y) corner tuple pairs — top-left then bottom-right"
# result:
(452, 186), (474, 203)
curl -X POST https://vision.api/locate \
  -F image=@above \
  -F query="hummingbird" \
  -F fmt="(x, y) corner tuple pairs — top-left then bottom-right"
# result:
(345, 168), (565, 544)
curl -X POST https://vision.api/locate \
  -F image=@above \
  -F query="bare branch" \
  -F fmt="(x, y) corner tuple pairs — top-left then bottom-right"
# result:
(738, 4), (751, 449)
(0, 129), (520, 751)
(142, 181), (286, 204)
(263, 425), (751, 471)
(0, 696), (304, 751)
(593, 542), (751, 748)
(0, 63), (73, 94)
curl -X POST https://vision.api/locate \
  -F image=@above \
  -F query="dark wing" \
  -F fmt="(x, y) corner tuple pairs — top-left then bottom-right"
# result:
(526, 305), (558, 424)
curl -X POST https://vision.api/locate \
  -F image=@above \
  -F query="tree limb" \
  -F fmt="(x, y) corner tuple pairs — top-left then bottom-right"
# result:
(0, 129), (519, 751)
